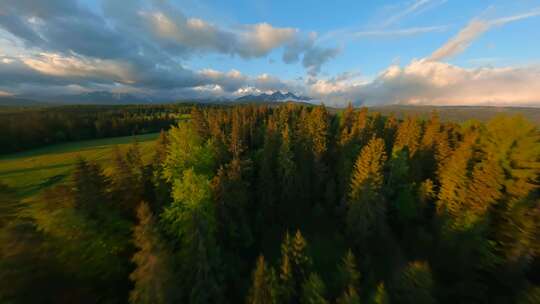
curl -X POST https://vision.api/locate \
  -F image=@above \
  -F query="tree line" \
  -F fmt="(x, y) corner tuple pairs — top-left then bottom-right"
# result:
(0, 104), (196, 154)
(0, 103), (539, 303)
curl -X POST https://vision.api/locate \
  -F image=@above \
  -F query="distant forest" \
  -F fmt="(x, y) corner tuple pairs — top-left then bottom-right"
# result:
(0, 104), (192, 154)
(1, 104), (539, 303)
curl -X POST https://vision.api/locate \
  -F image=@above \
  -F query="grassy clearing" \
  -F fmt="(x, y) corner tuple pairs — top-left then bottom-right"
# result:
(0, 133), (159, 199)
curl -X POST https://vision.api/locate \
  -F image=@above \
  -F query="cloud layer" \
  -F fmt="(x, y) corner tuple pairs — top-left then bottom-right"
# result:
(310, 60), (540, 106)
(0, 0), (336, 98)
(0, 0), (539, 107)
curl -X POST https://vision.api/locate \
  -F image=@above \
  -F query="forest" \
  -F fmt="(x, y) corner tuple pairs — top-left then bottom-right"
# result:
(0, 103), (539, 304)
(0, 104), (195, 154)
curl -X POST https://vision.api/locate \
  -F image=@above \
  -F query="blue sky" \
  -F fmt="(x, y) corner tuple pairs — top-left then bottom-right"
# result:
(173, 0), (540, 76)
(1, 0), (540, 106)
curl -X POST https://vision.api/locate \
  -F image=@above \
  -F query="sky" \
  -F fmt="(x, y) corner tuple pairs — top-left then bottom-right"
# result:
(1, 0), (540, 106)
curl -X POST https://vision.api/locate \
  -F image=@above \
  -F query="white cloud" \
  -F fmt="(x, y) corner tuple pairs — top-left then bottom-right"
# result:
(21, 52), (135, 83)
(430, 8), (540, 61)
(352, 25), (448, 38)
(143, 10), (297, 58)
(309, 59), (540, 107)
(382, 0), (441, 27)
(241, 23), (298, 57)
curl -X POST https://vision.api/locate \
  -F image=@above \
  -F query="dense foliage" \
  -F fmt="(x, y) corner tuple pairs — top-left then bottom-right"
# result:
(0, 104), (539, 303)
(0, 104), (193, 154)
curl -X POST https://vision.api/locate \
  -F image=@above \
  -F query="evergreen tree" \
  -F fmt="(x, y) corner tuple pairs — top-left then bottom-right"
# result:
(352, 107), (370, 144)
(301, 273), (328, 304)
(191, 106), (209, 139)
(390, 261), (435, 304)
(347, 137), (388, 247)
(129, 202), (176, 304)
(72, 157), (110, 217)
(212, 158), (253, 251)
(374, 282), (390, 304)
(278, 123), (296, 208)
(162, 123), (222, 303)
(518, 286), (540, 304)
(279, 230), (312, 303)
(420, 111), (441, 151)
(229, 108), (245, 159)
(247, 255), (277, 304)
(308, 105), (329, 163)
(436, 132), (478, 228)
(340, 250), (360, 293)
(337, 288), (361, 304)
(339, 103), (356, 146)
(110, 144), (145, 217)
(393, 116), (421, 158)
(151, 130), (171, 212)
(258, 118), (279, 228)
(336, 250), (361, 304)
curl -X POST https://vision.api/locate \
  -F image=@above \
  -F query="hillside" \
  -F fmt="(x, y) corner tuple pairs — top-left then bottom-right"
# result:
(369, 105), (540, 124)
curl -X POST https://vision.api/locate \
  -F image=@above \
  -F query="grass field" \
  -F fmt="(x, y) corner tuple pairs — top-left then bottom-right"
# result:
(0, 133), (160, 199)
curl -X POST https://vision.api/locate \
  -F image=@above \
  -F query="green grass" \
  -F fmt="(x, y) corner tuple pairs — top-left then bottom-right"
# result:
(0, 133), (159, 199)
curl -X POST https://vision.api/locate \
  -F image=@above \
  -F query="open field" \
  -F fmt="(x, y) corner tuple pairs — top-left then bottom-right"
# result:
(0, 133), (159, 199)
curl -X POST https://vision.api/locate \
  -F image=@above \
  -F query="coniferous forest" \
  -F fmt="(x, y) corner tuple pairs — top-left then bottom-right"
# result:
(1, 104), (539, 304)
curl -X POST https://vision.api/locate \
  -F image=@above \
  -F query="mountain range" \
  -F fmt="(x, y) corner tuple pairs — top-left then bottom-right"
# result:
(234, 91), (312, 103)
(0, 91), (313, 106)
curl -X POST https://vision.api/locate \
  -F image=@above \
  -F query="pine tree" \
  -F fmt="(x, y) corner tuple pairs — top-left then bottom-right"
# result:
(434, 127), (452, 171)
(152, 130), (170, 165)
(110, 145), (144, 217)
(129, 202), (176, 304)
(340, 250), (360, 292)
(337, 288), (360, 304)
(308, 105), (329, 163)
(247, 255), (277, 304)
(229, 108), (245, 158)
(279, 230), (312, 303)
(339, 103), (356, 146)
(393, 116), (421, 158)
(191, 106), (209, 139)
(189, 210), (224, 304)
(291, 230), (312, 279)
(151, 130), (171, 212)
(161, 162), (222, 303)
(258, 118), (279, 227)
(374, 282), (390, 304)
(301, 273), (328, 304)
(390, 261), (435, 304)
(337, 250), (361, 304)
(352, 107), (369, 144)
(278, 123), (296, 207)
(212, 158), (253, 253)
(463, 156), (503, 224)
(420, 112), (440, 151)
(72, 157), (110, 218)
(436, 131), (478, 227)
(347, 137), (388, 246)
(349, 137), (387, 201)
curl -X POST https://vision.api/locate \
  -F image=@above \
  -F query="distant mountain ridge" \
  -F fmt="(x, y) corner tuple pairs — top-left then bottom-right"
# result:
(0, 96), (49, 106)
(54, 91), (157, 104)
(235, 91), (312, 103)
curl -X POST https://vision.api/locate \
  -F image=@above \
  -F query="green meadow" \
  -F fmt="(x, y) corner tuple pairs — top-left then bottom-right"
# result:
(0, 133), (159, 199)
